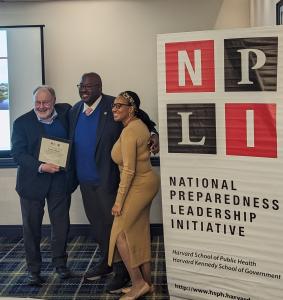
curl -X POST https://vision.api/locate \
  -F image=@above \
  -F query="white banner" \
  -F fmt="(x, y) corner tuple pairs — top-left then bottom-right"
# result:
(157, 26), (283, 300)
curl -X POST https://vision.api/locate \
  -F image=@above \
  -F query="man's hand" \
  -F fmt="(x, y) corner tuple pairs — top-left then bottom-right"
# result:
(111, 203), (122, 217)
(148, 134), (159, 155)
(41, 163), (60, 173)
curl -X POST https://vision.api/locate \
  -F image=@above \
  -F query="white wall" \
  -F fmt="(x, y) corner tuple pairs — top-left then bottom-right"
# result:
(0, 0), (250, 225)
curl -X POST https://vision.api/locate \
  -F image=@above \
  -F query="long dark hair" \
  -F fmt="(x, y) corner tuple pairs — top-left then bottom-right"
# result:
(119, 90), (156, 129)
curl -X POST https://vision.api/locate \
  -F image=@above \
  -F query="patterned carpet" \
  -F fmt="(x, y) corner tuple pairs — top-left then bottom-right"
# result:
(0, 235), (169, 299)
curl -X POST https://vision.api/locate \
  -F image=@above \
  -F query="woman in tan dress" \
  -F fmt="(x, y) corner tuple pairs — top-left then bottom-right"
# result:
(108, 91), (160, 300)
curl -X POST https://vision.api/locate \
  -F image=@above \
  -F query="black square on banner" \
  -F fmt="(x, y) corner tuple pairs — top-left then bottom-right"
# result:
(167, 103), (216, 154)
(224, 37), (278, 91)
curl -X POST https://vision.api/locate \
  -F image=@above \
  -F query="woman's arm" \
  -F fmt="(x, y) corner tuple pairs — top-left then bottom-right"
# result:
(112, 127), (137, 216)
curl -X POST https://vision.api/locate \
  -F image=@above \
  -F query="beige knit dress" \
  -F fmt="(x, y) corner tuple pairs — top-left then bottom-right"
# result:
(108, 118), (160, 268)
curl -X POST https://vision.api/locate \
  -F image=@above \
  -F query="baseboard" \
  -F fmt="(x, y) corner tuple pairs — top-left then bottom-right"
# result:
(0, 224), (163, 237)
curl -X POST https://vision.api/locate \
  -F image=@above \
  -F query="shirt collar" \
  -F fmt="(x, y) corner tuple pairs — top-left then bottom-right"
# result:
(34, 108), (58, 125)
(83, 95), (102, 115)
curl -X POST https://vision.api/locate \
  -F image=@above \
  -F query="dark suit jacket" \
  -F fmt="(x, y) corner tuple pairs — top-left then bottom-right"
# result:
(69, 94), (122, 193)
(11, 103), (71, 200)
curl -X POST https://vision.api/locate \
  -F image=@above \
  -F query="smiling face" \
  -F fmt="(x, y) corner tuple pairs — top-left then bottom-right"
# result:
(78, 73), (102, 106)
(34, 88), (56, 120)
(112, 96), (133, 124)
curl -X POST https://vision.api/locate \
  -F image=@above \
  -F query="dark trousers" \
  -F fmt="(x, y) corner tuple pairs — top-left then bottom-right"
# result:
(80, 183), (115, 265)
(20, 188), (70, 274)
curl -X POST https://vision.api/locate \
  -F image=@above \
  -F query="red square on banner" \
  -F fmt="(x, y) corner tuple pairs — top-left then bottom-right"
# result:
(165, 40), (215, 93)
(225, 103), (277, 158)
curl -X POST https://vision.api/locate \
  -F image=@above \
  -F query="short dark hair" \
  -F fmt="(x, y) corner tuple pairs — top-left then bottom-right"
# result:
(82, 72), (102, 86)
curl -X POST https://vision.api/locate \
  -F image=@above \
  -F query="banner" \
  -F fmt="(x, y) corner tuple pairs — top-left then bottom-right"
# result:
(157, 26), (283, 300)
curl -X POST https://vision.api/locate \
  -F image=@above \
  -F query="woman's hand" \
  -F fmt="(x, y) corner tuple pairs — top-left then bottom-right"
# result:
(112, 203), (122, 217)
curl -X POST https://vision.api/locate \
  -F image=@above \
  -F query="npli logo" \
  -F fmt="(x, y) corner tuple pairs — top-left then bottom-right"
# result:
(165, 37), (278, 158)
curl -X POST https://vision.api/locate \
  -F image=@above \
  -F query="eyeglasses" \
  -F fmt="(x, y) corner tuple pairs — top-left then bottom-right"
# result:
(35, 101), (53, 108)
(76, 84), (99, 90)
(111, 103), (131, 109)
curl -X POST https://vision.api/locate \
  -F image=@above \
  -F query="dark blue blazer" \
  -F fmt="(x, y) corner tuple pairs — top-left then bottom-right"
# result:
(68, 94), (122, 193)
(11, 103), (71, 200)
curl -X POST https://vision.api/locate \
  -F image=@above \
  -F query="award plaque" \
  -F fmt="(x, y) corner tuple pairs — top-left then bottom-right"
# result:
(38, 136), (71, 170)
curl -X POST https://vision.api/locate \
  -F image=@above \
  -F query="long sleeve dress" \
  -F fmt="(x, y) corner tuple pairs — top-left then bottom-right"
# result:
(108, 118), (160, 268)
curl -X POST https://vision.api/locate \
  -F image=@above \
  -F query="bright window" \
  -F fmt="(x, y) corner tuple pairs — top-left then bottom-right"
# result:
(0, 30), (10, 151)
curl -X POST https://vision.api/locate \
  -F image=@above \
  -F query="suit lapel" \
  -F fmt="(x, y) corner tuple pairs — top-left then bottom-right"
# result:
(29, 111), (46, 159)
(55, 105), (67, 130)
(31, 110), (45, 136)
(94, 96), (109, 152)
(70, 102), (83, 139)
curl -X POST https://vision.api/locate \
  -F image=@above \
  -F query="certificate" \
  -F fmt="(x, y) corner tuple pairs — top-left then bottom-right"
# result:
(38, 136), (71, 169)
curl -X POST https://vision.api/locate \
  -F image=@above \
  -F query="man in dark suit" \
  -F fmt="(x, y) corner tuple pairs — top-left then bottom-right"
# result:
(11, 86), (72, 286)
(69, 72), (158, 293)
